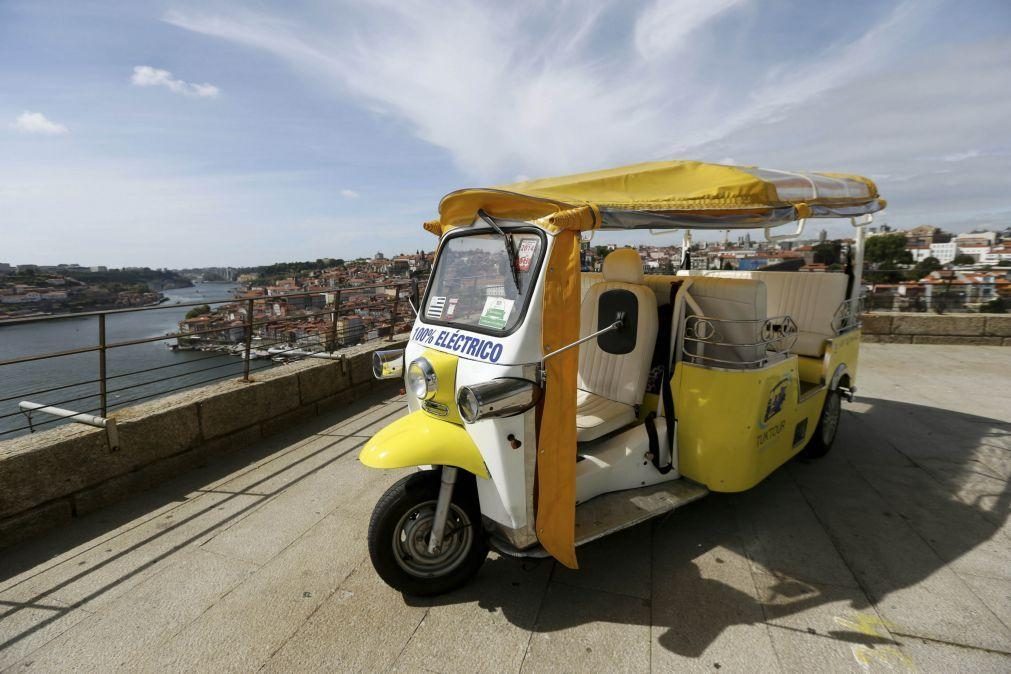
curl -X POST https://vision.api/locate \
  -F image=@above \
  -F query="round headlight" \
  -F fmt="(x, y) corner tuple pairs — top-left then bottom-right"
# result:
(458, 387), (480, 423)
(406, 358), (437, 400)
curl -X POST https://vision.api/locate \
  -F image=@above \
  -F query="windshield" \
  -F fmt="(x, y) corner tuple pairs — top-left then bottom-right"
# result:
(423, 229), (544, 334)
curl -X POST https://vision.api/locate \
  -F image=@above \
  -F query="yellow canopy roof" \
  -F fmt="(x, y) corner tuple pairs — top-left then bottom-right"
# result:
(428, 160), (885, 234)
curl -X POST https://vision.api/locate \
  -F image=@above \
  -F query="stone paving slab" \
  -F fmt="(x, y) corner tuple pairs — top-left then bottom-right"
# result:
(16, 548), (259, 672)
(522, 582), (651, 673)
(1, 346), (1009, 672)
(395, 556), (552, 673)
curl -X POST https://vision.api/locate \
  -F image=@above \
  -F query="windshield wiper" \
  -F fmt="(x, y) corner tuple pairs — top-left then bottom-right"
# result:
(477, 209), (521, 291)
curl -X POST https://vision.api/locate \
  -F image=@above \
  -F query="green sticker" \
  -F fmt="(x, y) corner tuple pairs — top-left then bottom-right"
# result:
(478, 297), (514, 330)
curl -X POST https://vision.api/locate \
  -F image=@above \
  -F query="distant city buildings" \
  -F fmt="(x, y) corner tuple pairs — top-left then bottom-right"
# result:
(173, 250), (431, 351)
(5, 227), (1008, 324)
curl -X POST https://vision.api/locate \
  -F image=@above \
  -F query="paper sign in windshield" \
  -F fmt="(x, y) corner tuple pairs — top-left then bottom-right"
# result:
(426, 296), (446, 319)
(516, 239), (538, 272)
(446, 298), (459, 317)
(478, 296), (514, 330)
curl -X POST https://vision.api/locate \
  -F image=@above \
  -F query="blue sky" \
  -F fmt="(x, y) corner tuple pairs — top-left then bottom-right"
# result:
(1, 0), (1009, 268)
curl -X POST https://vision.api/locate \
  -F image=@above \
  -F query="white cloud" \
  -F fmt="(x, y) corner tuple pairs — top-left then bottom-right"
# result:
(339, 188), (359, 199)
(941, 149), (980, 162)
(41, 0), (996, 245)
(634, 0), (748, 60)
(163, 1), (940, 183)
(12, 111), (68, 135)
(130, 65), (220, 97)
(689, 39), (1011, 234)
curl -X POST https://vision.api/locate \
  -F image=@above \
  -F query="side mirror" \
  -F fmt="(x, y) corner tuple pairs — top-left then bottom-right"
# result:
(596, 289), (638, 354)
(372, 349), (405, 379)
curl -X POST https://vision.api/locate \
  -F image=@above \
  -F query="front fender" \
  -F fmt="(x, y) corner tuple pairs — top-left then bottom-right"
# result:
(358, 410), (490, 479)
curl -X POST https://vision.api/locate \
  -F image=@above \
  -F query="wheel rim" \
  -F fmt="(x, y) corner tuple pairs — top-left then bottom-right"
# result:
(392, 500), (474, 578)
(822, 393), (841, 445)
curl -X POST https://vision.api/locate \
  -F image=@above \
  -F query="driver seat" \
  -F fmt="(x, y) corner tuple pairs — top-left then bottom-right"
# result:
(576, 249), (658, 442)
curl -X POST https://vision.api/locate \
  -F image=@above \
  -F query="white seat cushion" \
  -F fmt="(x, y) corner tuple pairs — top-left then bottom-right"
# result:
(581, 272), (604, 299)
(682, 277), (768, 367)
(678, 270), (847, 357)
(578, 280), (658, 405)
(576, 390), (636, 442)
(758, 272), (846, 356)
(576, 249), (658, 440)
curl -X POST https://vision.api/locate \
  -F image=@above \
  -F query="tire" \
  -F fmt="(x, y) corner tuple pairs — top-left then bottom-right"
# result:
(801, 388), (842, 459)
(367, 469), (487, 596)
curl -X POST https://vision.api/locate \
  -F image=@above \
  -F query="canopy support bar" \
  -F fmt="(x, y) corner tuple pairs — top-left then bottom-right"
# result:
(849, 215), (871, 306)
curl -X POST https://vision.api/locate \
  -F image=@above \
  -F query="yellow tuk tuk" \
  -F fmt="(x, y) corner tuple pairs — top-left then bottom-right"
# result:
(361, 160), (883, 595)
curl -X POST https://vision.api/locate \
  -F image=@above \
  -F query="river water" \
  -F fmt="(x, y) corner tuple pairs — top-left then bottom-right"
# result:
(0, 283), (274, 438)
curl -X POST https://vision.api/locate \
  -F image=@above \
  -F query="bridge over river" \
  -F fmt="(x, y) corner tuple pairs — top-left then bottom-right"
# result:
(1, 344), (1008, 672)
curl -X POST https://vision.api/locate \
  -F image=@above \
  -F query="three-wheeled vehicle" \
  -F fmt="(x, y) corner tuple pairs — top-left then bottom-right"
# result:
(360, 160), (884, 595)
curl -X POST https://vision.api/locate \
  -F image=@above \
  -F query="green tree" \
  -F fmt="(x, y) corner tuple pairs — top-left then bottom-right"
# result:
(185, 304), (211, 319)
(951, 254), (976, 266)
(864, 233), (913, 268)
(812, 241), (842, 265)
(910, 256), (943, 280)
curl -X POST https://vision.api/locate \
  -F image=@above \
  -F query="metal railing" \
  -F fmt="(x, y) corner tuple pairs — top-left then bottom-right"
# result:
(863, 292), (1006, 314)
(832, 296), (865, 332)
(682, 314), (798, 369)
(0, 279), (424, 439)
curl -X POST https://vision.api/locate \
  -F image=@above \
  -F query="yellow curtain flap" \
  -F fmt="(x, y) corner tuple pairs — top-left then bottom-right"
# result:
(535, 229), (581, 569)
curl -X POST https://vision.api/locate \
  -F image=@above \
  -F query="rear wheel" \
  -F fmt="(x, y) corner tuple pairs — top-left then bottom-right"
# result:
(368, 470), (487, 596)
(801, 388), (842, 459)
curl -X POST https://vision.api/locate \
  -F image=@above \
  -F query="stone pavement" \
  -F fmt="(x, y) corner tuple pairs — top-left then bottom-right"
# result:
(1, 344), (1008, 672)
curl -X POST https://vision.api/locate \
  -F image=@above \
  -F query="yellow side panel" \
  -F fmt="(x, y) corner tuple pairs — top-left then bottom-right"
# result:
(359, 411), (490, 479)
(825, 329), (861, 386)
(675, 358), (825, 492)
(797, 355), (824, 384)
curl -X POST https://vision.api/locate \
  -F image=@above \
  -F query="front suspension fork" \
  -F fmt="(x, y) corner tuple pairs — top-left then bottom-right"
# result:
(428, 466), (458, 554)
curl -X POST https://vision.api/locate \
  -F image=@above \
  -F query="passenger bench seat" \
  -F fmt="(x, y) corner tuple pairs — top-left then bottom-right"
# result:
(677, 270), (848, 357)
(576, 250), (658, 442)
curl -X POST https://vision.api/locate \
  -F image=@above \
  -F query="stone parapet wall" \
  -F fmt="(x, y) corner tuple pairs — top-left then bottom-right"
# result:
(0, 339), (407, 548)
(861, 313), (1011, 345)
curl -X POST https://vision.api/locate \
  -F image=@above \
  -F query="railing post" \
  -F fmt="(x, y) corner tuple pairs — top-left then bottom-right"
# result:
(243, 297), (254, 382)
(388, 284), (399, 342)
(328, 289), (341, 352)
(98, 313), (108, 417)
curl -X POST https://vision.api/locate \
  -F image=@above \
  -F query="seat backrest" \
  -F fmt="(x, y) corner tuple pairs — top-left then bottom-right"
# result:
(583, 271), (680, 308)
(681, 277), (768, 368)
(578, 250), (658, 406)
(677, 270), (847, 356)
(580, 272), (603, 299)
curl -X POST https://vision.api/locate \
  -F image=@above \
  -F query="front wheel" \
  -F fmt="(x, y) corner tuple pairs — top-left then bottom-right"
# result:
(801, 388), (842, 459)
(368, 470), (487, 596)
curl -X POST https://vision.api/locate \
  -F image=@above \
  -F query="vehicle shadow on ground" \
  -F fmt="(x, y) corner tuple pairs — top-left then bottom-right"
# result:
(415, 397), (1011, 658)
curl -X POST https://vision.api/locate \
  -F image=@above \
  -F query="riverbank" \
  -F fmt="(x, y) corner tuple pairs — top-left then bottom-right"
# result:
(0, 283), (255, 438)
(0, 294), (169, 320)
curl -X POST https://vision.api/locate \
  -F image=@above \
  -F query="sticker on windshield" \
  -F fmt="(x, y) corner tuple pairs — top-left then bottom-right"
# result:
(426, 296), (446, 319)
(478, 297), (514, 330)
(516, 238), (538, 272)
(445, 298), (459, 317)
